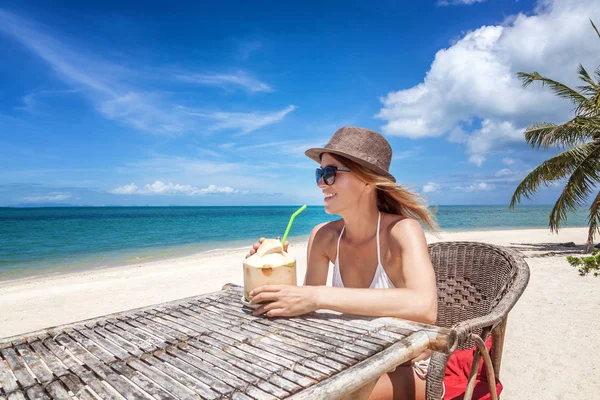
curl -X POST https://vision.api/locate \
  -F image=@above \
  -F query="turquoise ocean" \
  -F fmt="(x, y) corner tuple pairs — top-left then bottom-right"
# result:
(0, 205), (590, 282)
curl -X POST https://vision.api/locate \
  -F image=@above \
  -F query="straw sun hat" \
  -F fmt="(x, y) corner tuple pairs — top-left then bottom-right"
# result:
(305, 126), (396, 182)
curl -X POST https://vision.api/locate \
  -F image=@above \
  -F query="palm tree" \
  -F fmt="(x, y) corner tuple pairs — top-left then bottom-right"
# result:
(510, 20), (600, 252)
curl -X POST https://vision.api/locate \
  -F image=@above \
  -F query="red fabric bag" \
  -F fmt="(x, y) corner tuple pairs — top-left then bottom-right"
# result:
(443, 337), (503, 400)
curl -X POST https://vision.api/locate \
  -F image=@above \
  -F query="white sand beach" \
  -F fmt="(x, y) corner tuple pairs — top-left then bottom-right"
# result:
(1, 227), (599, 398)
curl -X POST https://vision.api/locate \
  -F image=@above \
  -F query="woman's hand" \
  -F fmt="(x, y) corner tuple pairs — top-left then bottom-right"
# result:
(249, 285), (320, 317)
(245, 237), (289, 259)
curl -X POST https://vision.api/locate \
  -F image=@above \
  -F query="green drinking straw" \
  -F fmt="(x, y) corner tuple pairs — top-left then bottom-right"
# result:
(281, 205), (307, 245)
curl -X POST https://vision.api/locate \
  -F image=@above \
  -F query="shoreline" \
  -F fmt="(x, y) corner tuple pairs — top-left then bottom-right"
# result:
(0, 223), (591, 284)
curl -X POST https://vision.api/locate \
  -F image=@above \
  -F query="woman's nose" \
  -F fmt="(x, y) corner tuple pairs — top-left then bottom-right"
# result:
(317, 176), (326, 187)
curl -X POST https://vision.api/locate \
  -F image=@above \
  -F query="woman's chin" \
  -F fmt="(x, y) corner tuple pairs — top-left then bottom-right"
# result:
(323, 202), (338, 215)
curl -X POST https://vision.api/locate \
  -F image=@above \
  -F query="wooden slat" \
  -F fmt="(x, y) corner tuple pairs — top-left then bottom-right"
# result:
(217, 292), (385, 345)
(56, 334), (150, 400)
(43, 339), (122, 400)
(75, 329), (131, 361)
(157, 352), (233, 395)
(0, 354), (20, 394)
(198, 301), (367, 359)
(132, 316), (187, 342)
(7, 392), (25, 400)
(103, 322), (157, 353)
(90, 326), (144, 357)
(43, 380), (72, 400)
(108, 362), (175, 400)
(14, 345), (54, 384)
(192, 303), (358, 366)
(146, 353), (226, 399)
(126, 359), (197, 400)
(154, 313), (209, 337)
(193, 309), (345, 373)
(25, 384), (49, 400)
(274, 319), (382, 352)
(1, 348), (36, 389)
(28, 342), (69, 378)
(178, 343), (291, 398)
(57, 374), (96, 400)
(197, 298), (372, 358)
(146, 315), (202, 338)
(287, 331), (431, 400)
(185, 340), (302, 395)
(168, 310), (249, 343)
(117, 318), (177, 345)
(194, 336), (315, 387)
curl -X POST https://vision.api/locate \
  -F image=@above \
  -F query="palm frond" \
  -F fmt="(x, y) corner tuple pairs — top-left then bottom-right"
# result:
(591, 19), (600, 40)
(549, 142), (600, 232)
(523, 117), (600, 149)
(518, 72), (588, 107)
(576, 65), (600, 115)
(510, 142), (599, 208)
(577, 64), (597, 88)
(586, 190), (600, 251)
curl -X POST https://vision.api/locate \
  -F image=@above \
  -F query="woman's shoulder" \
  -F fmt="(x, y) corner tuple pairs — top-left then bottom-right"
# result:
(311, 218), (344, 239)
(382, 213), (425, 247)
(308, 219), (344, 251)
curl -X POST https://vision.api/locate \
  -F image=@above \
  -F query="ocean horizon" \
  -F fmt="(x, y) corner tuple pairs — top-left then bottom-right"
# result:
(0, 205), (591, 282)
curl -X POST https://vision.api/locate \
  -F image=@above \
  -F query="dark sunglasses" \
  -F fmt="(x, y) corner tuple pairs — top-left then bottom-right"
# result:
(315, 166), (351, 185)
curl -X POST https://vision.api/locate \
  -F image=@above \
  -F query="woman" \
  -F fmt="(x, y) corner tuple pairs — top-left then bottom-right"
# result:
(246, 126), (439, 400)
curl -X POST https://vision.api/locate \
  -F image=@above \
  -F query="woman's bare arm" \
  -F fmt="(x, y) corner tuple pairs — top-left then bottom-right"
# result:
(304, 222), (330, 286)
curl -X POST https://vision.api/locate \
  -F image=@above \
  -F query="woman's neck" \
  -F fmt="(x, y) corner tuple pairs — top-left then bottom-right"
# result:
(340, 206), (380, 245)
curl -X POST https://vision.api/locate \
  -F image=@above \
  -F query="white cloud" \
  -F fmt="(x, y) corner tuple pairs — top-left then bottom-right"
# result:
(0, 10), (291, 135)
(393, 147), (422, 160)
(180, 105), (296, 135)
(17, 89), (77, 113)
(454, 182), (495, 192)
(175, 71), (273, 93)
(438, 0), (486, 5)
(23, 192), (71, 202)
(469, 154), (485, 167)
(502, 157), (515, 165)
(110, 183), (138, 194)
(423, 182), (441, 193)
(110, 181), (247, 196)
(495, 168), (513, 177)
(466, 119), (525, 162)
(468, 182), (494, 191)
(376, 0), (600, 163)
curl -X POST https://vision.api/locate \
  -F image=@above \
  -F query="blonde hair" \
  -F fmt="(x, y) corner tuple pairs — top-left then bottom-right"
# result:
(330, 154), (439, 232)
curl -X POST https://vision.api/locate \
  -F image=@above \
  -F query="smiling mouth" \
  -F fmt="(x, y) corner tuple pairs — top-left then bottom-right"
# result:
(324, 193), (336, 200)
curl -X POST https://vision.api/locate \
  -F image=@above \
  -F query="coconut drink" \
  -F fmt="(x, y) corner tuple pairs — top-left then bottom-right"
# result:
(243, 238), (297, 302)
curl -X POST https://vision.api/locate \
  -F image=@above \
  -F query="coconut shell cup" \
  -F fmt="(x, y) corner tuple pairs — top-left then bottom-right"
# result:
(243, 239), (297, 302)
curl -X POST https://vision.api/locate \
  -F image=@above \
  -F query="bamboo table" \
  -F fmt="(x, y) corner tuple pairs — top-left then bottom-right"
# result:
(0, 284), (455, 400)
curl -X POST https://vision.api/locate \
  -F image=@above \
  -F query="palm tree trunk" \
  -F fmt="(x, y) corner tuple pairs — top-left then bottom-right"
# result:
(586, 226), (595, 253)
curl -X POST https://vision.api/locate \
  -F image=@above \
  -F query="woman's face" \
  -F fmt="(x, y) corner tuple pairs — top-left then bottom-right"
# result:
(318, 153), (369, 215)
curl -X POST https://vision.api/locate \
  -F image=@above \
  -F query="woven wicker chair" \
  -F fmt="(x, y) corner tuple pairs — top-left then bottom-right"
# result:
(425, 242), (530, 400)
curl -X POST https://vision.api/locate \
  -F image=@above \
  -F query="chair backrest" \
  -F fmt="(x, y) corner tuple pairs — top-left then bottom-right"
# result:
(428, 241), (525, 348)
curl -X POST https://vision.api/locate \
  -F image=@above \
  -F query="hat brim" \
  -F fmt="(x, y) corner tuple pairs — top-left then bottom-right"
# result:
(305, 148), (396, 183)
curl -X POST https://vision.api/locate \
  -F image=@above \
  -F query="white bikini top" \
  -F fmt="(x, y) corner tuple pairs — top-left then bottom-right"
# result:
(332, 212), (396, 289)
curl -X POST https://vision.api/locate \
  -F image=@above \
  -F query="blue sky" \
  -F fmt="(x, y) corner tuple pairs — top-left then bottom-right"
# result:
(1, 0), (599, 206)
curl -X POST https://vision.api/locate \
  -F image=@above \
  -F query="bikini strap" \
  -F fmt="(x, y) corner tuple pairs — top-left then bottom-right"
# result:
(376, 212), (382, 266)
(336, 225), (345, 263)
